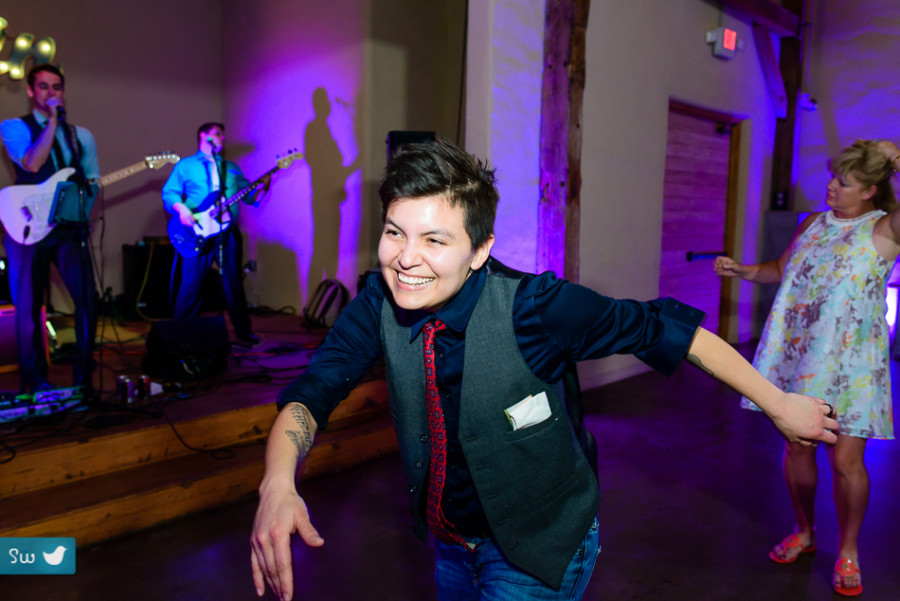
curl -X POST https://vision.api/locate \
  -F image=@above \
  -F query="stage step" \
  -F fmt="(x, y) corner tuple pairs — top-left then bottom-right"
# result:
(0, 379), (397, 546)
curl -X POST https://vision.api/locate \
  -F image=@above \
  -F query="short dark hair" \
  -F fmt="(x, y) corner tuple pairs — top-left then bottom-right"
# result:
(26, 63), (64, 88)
(378, 137), (499, 250)
(197, 122), (224, 144)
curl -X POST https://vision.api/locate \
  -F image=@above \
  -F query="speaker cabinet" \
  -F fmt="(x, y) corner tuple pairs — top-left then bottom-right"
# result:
(141, 316), (229, 381)
(122, 242), (176, 320)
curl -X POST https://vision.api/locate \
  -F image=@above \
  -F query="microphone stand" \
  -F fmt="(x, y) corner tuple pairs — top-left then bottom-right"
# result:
(58, 110), (95, 400)
(212, 146), (228, 317)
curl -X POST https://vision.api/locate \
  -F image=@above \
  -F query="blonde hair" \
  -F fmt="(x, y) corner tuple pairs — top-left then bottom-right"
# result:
(829, 140), (898, 212)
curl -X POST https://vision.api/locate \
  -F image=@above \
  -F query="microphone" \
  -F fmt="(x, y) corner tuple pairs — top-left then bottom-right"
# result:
(56, 106), (67, 122)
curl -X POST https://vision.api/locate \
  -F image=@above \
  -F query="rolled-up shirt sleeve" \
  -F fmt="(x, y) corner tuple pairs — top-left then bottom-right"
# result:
(514, 270), (706, 382)
(632, 297), (705, 375)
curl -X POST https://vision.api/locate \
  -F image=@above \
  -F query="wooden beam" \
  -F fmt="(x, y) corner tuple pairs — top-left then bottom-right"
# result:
(751, 23), (788, 119)
(538, 0), (589, 281)
(768, 0), (805, 209)
(713, 0), (800, 37)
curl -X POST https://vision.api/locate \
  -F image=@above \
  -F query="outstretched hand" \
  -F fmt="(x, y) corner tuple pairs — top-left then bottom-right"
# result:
(713, 255), (743, 278)
(769, 392), (839, 446)
(250, 484), (324, 600)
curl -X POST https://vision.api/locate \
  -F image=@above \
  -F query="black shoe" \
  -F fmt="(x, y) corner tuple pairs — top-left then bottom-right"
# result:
(234, 332), (261, 347)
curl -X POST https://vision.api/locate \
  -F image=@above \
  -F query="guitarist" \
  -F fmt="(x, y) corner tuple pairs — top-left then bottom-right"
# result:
(0, 64), (99, 393)
(162, 122), (266, 346)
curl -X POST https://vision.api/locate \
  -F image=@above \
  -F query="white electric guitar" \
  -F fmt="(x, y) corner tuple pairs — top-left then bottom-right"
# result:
(0, 153), (180, 245)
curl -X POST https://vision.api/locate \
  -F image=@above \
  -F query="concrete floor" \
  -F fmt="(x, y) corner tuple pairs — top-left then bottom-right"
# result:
(4, 346), (899, 600)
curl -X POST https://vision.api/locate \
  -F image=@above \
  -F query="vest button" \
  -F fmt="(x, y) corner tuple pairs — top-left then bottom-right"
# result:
(420, 434), (429, 442)
(409, 485), (417, 493)
(415, 460), (423, 468)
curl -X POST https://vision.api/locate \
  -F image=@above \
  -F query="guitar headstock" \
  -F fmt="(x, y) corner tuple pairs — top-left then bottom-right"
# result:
(145, 152), (181, 170)
(276, 150), (303, 170)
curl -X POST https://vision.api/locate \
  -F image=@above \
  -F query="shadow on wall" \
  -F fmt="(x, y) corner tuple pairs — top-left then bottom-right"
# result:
(304, 86), (360, 307)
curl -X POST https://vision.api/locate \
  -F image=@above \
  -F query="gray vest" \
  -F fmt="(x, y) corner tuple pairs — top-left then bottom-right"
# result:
(380, 270), (599, 588)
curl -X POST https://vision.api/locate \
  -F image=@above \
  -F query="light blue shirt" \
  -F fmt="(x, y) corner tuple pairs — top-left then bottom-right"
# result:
(161, 150), (253, 220)
(0, 109), (100, 179)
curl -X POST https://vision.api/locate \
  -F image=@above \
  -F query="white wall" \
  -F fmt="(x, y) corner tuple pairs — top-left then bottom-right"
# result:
(578, 0), (778, 387)
(222, 0), (466, 310)
(465, 0), (782, 389)
(465, 0), (545, 272)
(795, 0), (900, 209)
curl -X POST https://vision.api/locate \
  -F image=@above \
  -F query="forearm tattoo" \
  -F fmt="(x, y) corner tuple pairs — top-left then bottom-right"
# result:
(285, 404), (314, 456)
(686, 353), (713, 376)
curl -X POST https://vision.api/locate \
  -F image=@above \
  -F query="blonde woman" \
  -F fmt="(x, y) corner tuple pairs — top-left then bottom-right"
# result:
(715, 139), (900, 596)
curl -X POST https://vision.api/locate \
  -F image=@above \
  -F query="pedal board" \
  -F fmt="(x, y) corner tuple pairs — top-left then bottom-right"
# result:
(0, 386), (85, 423)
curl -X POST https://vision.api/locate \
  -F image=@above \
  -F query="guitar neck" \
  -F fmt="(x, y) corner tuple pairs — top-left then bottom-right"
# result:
(220, 165), (280, 209)
(98, 162), (149, 187)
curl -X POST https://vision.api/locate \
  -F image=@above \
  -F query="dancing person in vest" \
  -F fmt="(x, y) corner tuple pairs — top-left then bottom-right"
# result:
(162, 122), (265, 346)
(715, 140), (899, 597)
(250, 137), (838, 601)
(0, 63), (100, 393)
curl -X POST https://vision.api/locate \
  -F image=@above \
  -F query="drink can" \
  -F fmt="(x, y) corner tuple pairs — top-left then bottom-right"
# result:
(117, 375), (135, 404)
(138, 375), (151, 400)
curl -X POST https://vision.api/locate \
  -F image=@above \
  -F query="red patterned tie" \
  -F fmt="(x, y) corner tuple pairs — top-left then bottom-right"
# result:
(422, 319), (467, 546)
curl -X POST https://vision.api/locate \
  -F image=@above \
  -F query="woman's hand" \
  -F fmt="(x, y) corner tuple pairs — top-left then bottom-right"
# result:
(876, 140), (900, 164)
(714, 255), (745, 278)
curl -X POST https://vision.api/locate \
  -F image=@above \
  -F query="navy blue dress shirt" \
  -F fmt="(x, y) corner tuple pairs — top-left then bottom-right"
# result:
(278, 257), (704, 536)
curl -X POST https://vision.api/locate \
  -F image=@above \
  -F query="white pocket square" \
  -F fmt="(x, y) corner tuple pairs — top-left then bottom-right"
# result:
(504, 391), (552, 430)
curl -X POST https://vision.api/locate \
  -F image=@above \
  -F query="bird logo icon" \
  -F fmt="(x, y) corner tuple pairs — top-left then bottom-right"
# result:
(42, 545), (67, 566)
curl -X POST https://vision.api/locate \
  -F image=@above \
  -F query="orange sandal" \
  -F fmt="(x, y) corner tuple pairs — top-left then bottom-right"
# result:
(768, 533), (816, 564)
(834, 558), (863, 596)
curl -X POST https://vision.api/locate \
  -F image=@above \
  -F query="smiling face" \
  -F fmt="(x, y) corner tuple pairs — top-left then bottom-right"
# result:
(826, 170), (876, 218)
(378, 195), (494, 312)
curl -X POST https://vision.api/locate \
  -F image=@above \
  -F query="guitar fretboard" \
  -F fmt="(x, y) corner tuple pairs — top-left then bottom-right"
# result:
(99, 162), (148, 186)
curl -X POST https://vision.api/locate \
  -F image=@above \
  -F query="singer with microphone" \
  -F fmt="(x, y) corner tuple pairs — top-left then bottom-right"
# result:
(161, 122), (265, 346)
(0, 63), (100, 393)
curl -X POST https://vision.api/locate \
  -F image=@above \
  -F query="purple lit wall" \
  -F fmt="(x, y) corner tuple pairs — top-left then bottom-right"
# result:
(222, 1), (365, 310)
(465, 0), (545, 273)
(579, 2), (776, 386)
(221, 1), (466, 311)
(795, 0), (900, 334)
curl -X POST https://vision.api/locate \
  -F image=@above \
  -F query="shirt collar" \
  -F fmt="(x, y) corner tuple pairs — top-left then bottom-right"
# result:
(401, 263), (489, 341)
(32, 108), (49, 127)
(193, 150), (219, 162)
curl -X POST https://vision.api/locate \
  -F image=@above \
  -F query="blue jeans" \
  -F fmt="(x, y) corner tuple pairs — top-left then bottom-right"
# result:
(434, 519), (600, 601)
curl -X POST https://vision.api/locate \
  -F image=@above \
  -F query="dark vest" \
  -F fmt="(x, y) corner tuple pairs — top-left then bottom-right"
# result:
(13, 113), (80, 185)
(380, 269), (599, 589)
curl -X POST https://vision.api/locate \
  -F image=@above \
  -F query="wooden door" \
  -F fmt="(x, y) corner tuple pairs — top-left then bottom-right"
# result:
(658, 101), (739, 337)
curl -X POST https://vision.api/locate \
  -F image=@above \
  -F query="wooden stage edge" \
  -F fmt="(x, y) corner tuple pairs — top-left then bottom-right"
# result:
(0, 312), (396, 547)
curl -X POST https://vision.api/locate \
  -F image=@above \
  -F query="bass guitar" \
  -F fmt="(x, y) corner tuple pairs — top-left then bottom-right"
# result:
(167, 150), (302, 258)
(0, 153), (180, 245)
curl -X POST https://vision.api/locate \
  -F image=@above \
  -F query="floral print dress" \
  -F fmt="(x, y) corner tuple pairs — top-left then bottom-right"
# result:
(741, 210), (895, 439)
